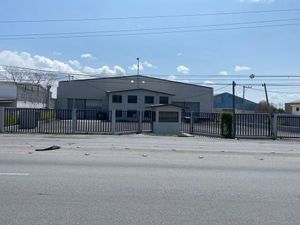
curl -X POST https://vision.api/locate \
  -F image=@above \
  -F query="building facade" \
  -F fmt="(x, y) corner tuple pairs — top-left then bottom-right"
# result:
(56, 75), (213, 113)
(0, 81), (52, 108)
(214, 92), (257, 113)
(285, 100), (300, 115)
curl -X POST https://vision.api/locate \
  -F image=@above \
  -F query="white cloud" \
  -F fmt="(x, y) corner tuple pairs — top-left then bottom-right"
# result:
(80, 53), (95, 59)
(68, 60), (81, 69)
(219, 71), (228, 75)
(142, 61), (157, 69)
(239, 0), (274, 3)
(129, 63), (143, 72)
(128, 61), (157, 72)
(83, 66), (126, 76)
(176, 53), (183, 57)
(176, 65), (190, 74)
(0, 50), (126, 80)
(167, 74), (189, 83)
(0, 50), (77, 73)
(235, 65), (251, 72)
(203, 80), (215, 85)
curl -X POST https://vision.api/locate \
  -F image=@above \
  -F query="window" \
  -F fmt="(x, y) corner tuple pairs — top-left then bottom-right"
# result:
(297, 107), (300, 112)
(86, 99), (102, 109)
(159, 96), (169, 104)
(128, 95), (137, 104)
(145, 96), (154, 104)
(112, 95), (122, 103)
(159, 111), (179, 122)
(127, 110), (138, 118)
(116, 110), (123, 118)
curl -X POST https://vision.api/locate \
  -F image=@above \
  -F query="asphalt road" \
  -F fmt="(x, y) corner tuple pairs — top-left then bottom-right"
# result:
(1, 149), (300, 225)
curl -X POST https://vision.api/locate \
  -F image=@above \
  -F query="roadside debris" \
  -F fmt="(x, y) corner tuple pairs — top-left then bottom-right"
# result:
(142, 154), (148, 157)
(198, 156), (204, 159)
(35, 145), (61, 151)
(84, 153), (90, 156)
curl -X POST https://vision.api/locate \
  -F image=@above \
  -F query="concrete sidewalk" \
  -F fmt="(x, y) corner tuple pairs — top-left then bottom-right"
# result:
(0, 133), (299, 156)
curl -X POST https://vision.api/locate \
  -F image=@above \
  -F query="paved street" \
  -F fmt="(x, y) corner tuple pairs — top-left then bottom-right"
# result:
(0, 134), (300, 225)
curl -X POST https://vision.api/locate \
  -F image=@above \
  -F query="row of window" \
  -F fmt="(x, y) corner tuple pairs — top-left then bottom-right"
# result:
(112, 95), (168, 104)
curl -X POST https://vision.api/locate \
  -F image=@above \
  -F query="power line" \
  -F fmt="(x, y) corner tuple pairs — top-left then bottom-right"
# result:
(2, 17), (300, 38)
(251, 87), (300, 94)
(1, 22), (300, 40)
(1, 8), (299, 24)
(0, 23), (300, 41)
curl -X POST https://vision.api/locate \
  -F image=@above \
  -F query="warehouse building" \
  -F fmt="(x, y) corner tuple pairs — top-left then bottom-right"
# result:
(56, 75), (213, 113)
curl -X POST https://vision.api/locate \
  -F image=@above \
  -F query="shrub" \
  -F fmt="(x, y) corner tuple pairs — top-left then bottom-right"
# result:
(221, 112), (233, 138)
(40, 111), (55, 122)
(4, 114), (19, 127)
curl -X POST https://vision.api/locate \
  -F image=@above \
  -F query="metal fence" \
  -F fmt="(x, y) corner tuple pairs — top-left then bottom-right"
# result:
(76, 110), (112, 133)
(115, 110), (140, 133)
(5, 108), (72, 134)
(181, 112), (191, 133)
(192, 112), (221, 137)
(235, 113), (272, 138)
(277, 114), (300, 138)
(3, 108), (155, 134)
(2, 108), (300, 139)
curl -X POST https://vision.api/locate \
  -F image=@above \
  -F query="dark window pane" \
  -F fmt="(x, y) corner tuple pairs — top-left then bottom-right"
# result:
(116, 110), (123, 117)
(127, 110), (137, 118)
(128, 95), (137, 103)
(86, 99), (102, 109)
(159, 96), (169, 104)
(112, 95), (122, 103)
(159, 111), (179, 122)
(145, 96), (154, 104)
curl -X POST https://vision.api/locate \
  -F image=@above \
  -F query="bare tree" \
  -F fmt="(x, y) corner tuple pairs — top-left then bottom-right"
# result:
(1, 65), (58, 87)
(255, 101), (277, 113)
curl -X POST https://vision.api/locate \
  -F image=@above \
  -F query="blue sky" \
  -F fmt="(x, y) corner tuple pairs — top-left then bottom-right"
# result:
(0, 0), (300, 106)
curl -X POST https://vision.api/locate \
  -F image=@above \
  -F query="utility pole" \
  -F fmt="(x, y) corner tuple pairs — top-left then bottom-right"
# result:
(263, 83), (269, 107)
(243, 85), (252, 102)
(232, 81), (236, 138)
(232, 81), (236, 115)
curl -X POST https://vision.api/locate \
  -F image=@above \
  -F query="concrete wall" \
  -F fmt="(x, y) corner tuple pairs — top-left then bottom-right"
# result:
(291, 104), (300, 115)
(0, 82), (17, 100)
(0, 82), (49, 109)
(56, 76), (213, 112)
(152, 105), (182, 134)
(16, 101), (46, 108)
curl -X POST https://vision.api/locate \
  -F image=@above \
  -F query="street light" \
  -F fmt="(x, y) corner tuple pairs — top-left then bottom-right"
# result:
(136, 57), (140, 75)
(250, 74), (255, 79)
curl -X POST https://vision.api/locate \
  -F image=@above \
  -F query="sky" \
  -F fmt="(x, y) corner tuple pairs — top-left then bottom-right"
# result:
(0, 0), (300, 107)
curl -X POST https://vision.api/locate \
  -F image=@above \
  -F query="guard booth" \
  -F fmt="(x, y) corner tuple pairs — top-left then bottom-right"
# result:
(148, 104), (182, 135)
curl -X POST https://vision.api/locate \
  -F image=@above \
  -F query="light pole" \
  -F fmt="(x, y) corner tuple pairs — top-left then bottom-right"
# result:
(136, 57), (140, 75)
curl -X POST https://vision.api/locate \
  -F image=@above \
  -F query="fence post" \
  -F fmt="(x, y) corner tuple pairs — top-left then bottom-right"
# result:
(111, 109), (116, 134)
(272, 113), (278, 140)
(72, 108), (77, 134)
(0, 107), (4, 133)
(138, 111), (143, 133)
(189, 112), (193, 134)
